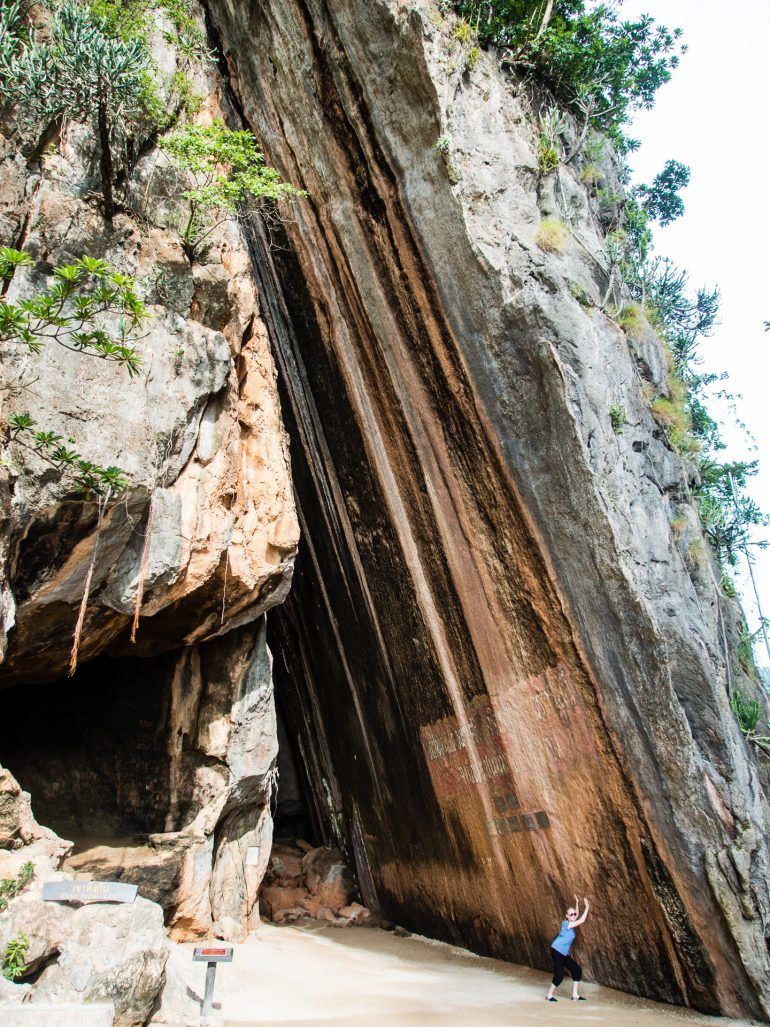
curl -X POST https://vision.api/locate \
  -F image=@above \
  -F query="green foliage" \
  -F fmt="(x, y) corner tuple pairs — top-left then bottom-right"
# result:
(535, 217), (567, 253)
(536, 105), (565, 174)
(537, 140), (559, 173)
(0, 1), (24, 66)
(730, 690), (760, 734)
(453, 1), (684, 139)
(736, 619), (765, 678)
(8, 413), (131, 497)
(0, 1), (151, 217)
(632, 159), (690, 227)
(160, 121), (307, 260)
(1, 933), (29, 982)
(89, 0), (211, 64)
(695, 460), (768, 569)
(568, 281), (592, 306)
(433, 134), (458, 184)
(609, 404), (627, 434)
(466, 45), (481, 71)
(0, 248), (145, 372)
(452, 18), (475, 45)
(1, 1), (149, 123)
(579, 162), (602, 186)
(1, 248), (145, 497)
(720, 573), (738, 599)
(0, 862), (34, 914)
(616, 302), (647, 340)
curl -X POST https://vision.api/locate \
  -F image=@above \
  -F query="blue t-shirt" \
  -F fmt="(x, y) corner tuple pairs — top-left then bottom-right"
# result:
(552, 919), (575, 956)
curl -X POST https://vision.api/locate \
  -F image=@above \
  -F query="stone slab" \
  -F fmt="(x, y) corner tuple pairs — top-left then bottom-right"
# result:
(2, 1004), (114, 1026)
(42, 880), (137, 904)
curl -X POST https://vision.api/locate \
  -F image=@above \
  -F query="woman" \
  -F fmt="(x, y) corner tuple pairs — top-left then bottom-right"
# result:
(546, 895), (589, 1001)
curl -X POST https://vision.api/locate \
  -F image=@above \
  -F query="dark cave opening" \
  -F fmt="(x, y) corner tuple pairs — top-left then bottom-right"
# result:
(0, 637), (322, 854)
(0, 651), (185, 844)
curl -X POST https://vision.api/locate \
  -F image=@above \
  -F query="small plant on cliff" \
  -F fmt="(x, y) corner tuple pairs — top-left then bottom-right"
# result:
(729, 690), (770, 755)
(536, 105), (566, 174)
(616, 302), (647, 340)
(159, 122), (307, 261)
(0, 247), (146, 497)
(0, 862), (35, 914)
(535, 217), (567, 254)
(1, 933), (29, 982)
(609, 404), (627, 435)
(730, 690), (761, 734)
(0, 2), (151, 220)
(0, 249), (144, 371)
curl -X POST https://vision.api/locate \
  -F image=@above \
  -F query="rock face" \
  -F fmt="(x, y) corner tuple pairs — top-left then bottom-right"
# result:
(0, 2), (296, 954)
(0, 764), (166, 1025)
(1, 0), (769, 1023)
(202, 0), (770, 1019)
(0, 618), (277, 941)
(259, 841), (361, 925)
(0, 29), (298, 683)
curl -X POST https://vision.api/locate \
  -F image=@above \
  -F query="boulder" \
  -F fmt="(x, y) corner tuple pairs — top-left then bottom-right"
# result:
(264, 843), (304, 886)
(302, 848), (354, 912)
(0, 868), (167, 1027)
(0, 767), (67, 857)
(260, 886), (307, 919)
(338, 903), (370, 922)
(28, 896), (168, 1027)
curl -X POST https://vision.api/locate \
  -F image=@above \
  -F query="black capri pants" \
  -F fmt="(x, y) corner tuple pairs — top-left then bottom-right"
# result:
(550, 946), (582, 986)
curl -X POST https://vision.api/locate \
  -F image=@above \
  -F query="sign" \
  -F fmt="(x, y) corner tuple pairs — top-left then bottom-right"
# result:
(193, 945), (234, 1027)
(245, 846), (261, 866)
(42, 881), (138, 905)
(193, 946), (233, 963)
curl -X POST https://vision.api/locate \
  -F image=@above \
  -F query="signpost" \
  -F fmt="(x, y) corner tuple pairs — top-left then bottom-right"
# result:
(192, 945), (233, 1027)
(42, 881), (138, 905)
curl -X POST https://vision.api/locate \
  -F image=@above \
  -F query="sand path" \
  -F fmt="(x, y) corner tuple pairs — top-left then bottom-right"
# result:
(162, 923), (757, 1027)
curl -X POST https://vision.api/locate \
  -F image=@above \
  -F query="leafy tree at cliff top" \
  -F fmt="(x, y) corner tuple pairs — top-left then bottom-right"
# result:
(453, 1), (684, 143)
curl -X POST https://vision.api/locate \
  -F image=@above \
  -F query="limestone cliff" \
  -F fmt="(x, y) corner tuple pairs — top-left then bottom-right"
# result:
(0, 7), (297, 943)
(203, 0), (770, 1019)
(0, 0), (768, 1022)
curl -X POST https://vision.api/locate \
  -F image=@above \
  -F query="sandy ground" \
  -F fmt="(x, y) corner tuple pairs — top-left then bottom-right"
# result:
(162, 923), (757, 1027)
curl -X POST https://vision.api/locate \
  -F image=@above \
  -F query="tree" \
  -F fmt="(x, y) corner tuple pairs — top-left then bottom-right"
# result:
(632, 159), (690, 227)
(454, 1), (684, 150)
(159, 121), (306, 260)
(1, 247), (146, 496)
(0, 1), (150, 219)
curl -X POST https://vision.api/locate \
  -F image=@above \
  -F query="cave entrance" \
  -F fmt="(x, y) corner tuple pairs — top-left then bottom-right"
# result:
(0, 651), (186, 847)
(0, 655), (321, 854)
(0, 629), (330, 920)
(273, 703), (321, 847)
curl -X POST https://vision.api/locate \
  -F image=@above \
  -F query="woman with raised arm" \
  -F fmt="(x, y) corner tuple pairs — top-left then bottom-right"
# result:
(546, 895), (590, 1002)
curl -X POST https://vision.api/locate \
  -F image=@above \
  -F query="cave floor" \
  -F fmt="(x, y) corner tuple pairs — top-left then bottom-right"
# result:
(161, 923), (754, 1027)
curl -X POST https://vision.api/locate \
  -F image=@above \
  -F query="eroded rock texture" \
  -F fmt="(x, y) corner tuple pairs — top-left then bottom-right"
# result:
(0, 30), (298, 681)
(0, 7), (296, 946)
(203, 0), (770, 1018)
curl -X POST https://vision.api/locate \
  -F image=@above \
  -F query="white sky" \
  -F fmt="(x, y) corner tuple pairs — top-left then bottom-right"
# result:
(620, 0), (770, 660)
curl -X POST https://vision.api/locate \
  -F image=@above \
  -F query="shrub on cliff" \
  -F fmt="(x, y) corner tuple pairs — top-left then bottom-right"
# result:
(0, 1), (151, 219)
(453, 1), (683, 151)
(160, 121), (307, 261)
